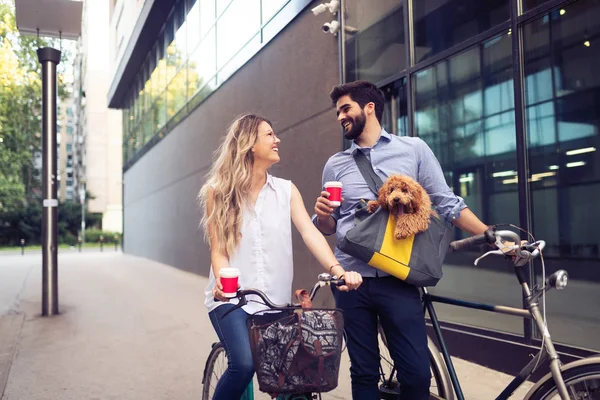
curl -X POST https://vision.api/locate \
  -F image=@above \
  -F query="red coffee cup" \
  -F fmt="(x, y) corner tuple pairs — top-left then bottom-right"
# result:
(220, 268), (240, 298)
(324, 181), (343, 207)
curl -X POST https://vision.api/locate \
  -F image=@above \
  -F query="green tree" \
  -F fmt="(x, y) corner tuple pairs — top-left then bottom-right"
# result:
(0, 0), (72, 211)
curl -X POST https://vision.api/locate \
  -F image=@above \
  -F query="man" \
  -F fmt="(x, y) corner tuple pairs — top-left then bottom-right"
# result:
(313, 80), (488, 399)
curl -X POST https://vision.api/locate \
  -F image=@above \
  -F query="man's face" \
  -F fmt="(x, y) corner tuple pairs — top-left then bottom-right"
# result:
(336, 95), (367, 141)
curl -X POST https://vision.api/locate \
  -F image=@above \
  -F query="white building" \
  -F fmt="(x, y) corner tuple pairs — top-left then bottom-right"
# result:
(73, 0), (123, 232)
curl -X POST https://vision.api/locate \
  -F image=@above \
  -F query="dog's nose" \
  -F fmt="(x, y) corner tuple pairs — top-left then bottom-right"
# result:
(393, 198), (400, 203)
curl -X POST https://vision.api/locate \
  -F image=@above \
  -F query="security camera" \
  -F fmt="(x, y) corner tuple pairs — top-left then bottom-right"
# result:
(322, 20), (340, 35)
(312, 0), (340, 16)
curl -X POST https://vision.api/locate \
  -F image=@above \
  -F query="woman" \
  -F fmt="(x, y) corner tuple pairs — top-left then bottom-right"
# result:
(199, 114), (362, 399)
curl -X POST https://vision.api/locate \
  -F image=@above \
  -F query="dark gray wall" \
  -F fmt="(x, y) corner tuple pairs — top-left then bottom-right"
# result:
(123, 6), (342, 297)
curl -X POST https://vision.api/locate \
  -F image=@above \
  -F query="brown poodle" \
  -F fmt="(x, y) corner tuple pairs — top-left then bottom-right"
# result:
(367, 175), (433, 239)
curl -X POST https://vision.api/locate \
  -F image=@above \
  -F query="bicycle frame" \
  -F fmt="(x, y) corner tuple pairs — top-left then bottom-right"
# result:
(423, 280), (569, 400)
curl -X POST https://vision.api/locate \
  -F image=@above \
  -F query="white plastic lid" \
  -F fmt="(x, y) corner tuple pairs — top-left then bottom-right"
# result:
(324, 181), (343, 188)
(220, 267), (240, 278)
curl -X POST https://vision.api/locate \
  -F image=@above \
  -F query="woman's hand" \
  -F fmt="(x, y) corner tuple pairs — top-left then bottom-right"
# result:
(212, 278), (240, 302)
(337, 271), (363, 292)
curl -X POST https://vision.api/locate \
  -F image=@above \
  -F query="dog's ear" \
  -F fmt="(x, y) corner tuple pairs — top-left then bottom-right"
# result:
(378, 181), (388, 208)
(409, 181), (423, 212)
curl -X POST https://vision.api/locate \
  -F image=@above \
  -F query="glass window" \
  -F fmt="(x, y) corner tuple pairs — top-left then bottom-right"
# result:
(156, 32), (167, 95)
(153, 92), (167, 131)
(216, 0), (233, 17)
(187, 0), (200, 54)
(381, 78), (408, 136)
(217, 33), (260, 85)
(261, 0), (287, 24)
(188, 28), (216, 97)
(200, 0), (216, 38)
(167, 67), (188, 120)
(413, 0), (509, 64)
(174, 0), (187, 60)
(165, 15), (177, 83)
(523, 0), (554, 12)
(344, 1), (405, 83)
(523, 0), (600, 350)
(415, 32), (523, 335)
(216, 0), (260, 70)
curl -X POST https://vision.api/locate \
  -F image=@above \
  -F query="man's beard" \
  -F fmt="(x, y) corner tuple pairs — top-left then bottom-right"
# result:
(343, 111), (366, 140)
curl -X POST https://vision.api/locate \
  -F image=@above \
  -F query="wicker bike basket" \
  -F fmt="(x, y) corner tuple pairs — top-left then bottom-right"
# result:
(247, 308), (344, 394)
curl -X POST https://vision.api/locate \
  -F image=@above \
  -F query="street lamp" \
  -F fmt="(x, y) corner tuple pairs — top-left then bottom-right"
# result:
(15, 0), (82, 317)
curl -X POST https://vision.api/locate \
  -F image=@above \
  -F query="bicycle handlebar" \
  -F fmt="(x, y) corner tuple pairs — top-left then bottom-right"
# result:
(448, 228), (497, 252)
(220, 273), (346, 318)
(449, 226), (546, 267)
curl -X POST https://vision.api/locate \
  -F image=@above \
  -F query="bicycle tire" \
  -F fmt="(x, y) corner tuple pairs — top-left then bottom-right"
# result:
(378, 324), (454, 399)
(202, 342), (227, 400)
(527, 362), (600, 400)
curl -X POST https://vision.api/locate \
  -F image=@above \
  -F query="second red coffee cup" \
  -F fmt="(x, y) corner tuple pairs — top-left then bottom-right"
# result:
(324, 181), (343, 207)
(220, 267), (240, 298)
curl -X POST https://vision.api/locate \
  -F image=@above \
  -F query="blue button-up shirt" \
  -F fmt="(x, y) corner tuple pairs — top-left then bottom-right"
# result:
(313, 129), (467, 277)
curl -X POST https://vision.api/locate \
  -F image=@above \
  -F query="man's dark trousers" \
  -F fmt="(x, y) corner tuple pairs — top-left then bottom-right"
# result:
(334, 276), (430, 400)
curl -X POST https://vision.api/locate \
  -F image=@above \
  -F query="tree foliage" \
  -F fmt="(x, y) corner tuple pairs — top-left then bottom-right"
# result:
(0, 0), (76, 243)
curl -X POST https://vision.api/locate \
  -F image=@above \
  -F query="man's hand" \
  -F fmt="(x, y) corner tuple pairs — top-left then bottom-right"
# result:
(337, 271), (363, 292)
(314, 191), (341, 220)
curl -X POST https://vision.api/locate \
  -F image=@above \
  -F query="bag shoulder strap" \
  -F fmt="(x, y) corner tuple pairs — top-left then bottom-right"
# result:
(353, 151), (384, 197)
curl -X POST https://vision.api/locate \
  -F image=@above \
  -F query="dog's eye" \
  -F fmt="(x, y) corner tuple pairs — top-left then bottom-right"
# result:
(389, 187), (394, 194)
(402, 188), (408, 193)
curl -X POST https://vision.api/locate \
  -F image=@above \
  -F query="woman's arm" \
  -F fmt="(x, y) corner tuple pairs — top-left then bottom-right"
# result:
(290, 183), (362, 291)
(206, 189), (235, 301)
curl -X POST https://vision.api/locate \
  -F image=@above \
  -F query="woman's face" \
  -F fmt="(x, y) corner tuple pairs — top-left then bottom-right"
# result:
(251, 121), (280, 165)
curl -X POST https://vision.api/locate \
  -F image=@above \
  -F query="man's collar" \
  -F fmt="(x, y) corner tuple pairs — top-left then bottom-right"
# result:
(347, 128), (392, 155)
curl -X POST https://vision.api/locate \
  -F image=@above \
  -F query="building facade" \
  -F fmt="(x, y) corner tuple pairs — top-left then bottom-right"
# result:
(73, 0), (123, 233)
(108, 0), (600, 369)
(58, 96), (75, 203)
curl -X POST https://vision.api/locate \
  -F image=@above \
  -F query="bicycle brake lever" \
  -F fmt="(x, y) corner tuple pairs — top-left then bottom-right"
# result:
(474, 249), (505, 265)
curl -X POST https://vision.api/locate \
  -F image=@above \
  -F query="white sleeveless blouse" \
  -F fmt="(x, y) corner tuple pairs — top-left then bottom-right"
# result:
(204, 174), (293, 314)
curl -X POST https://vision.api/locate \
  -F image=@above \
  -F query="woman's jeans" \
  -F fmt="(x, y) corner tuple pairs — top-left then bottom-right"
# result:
(208, 303), (254, 399)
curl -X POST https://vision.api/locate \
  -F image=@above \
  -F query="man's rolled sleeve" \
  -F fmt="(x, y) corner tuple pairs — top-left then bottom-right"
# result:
(415, 138), (468, 224)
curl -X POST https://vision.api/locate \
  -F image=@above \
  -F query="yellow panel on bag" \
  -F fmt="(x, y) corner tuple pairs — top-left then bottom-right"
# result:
(367, 214), (414, 280)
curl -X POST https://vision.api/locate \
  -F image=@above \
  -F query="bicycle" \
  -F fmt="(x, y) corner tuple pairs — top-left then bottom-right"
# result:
(202, 273), (347, 400)
(380, 226), (600, 399)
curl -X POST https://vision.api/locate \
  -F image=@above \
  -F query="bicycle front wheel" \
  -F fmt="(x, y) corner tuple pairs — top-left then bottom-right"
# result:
(528, 362), (600, 400)
(202, 342), (227, 400)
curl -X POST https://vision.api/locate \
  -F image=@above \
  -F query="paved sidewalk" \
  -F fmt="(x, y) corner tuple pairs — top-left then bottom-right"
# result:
(0, 253), (532, 399)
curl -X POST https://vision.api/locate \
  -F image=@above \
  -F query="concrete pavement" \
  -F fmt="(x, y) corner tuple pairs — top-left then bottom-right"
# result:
(0, 253), (533, 399)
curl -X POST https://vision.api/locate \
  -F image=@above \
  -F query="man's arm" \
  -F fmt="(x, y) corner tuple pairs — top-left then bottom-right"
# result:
(452, 207), (489, 235)
(415, 138), (488, 234)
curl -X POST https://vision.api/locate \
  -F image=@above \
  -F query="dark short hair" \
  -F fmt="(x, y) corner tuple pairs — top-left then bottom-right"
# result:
(329, 80), (385, 123)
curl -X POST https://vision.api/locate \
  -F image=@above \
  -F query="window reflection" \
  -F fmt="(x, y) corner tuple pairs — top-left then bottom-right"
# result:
(216, 0), (260, 70)
(200, 0), (215, 38)
(167, 67), (188, 120)
(381, 78), (408, 136)
(523, 0), (554, 12)
(344, 1), (405, 83)
(174, 0), (187, 59)
(261, 0), (287, 23)
(188, 28), (216, 99)
(123, 0), (302, 163)
(524, 1), (600, 258)
(187, 0), (200, 54)
(413, 0), (509, 63)
(415, 33), (522, 335)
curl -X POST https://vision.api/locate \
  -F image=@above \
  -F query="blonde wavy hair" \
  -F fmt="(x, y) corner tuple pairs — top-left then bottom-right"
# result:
(199, 114), (272, 257)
